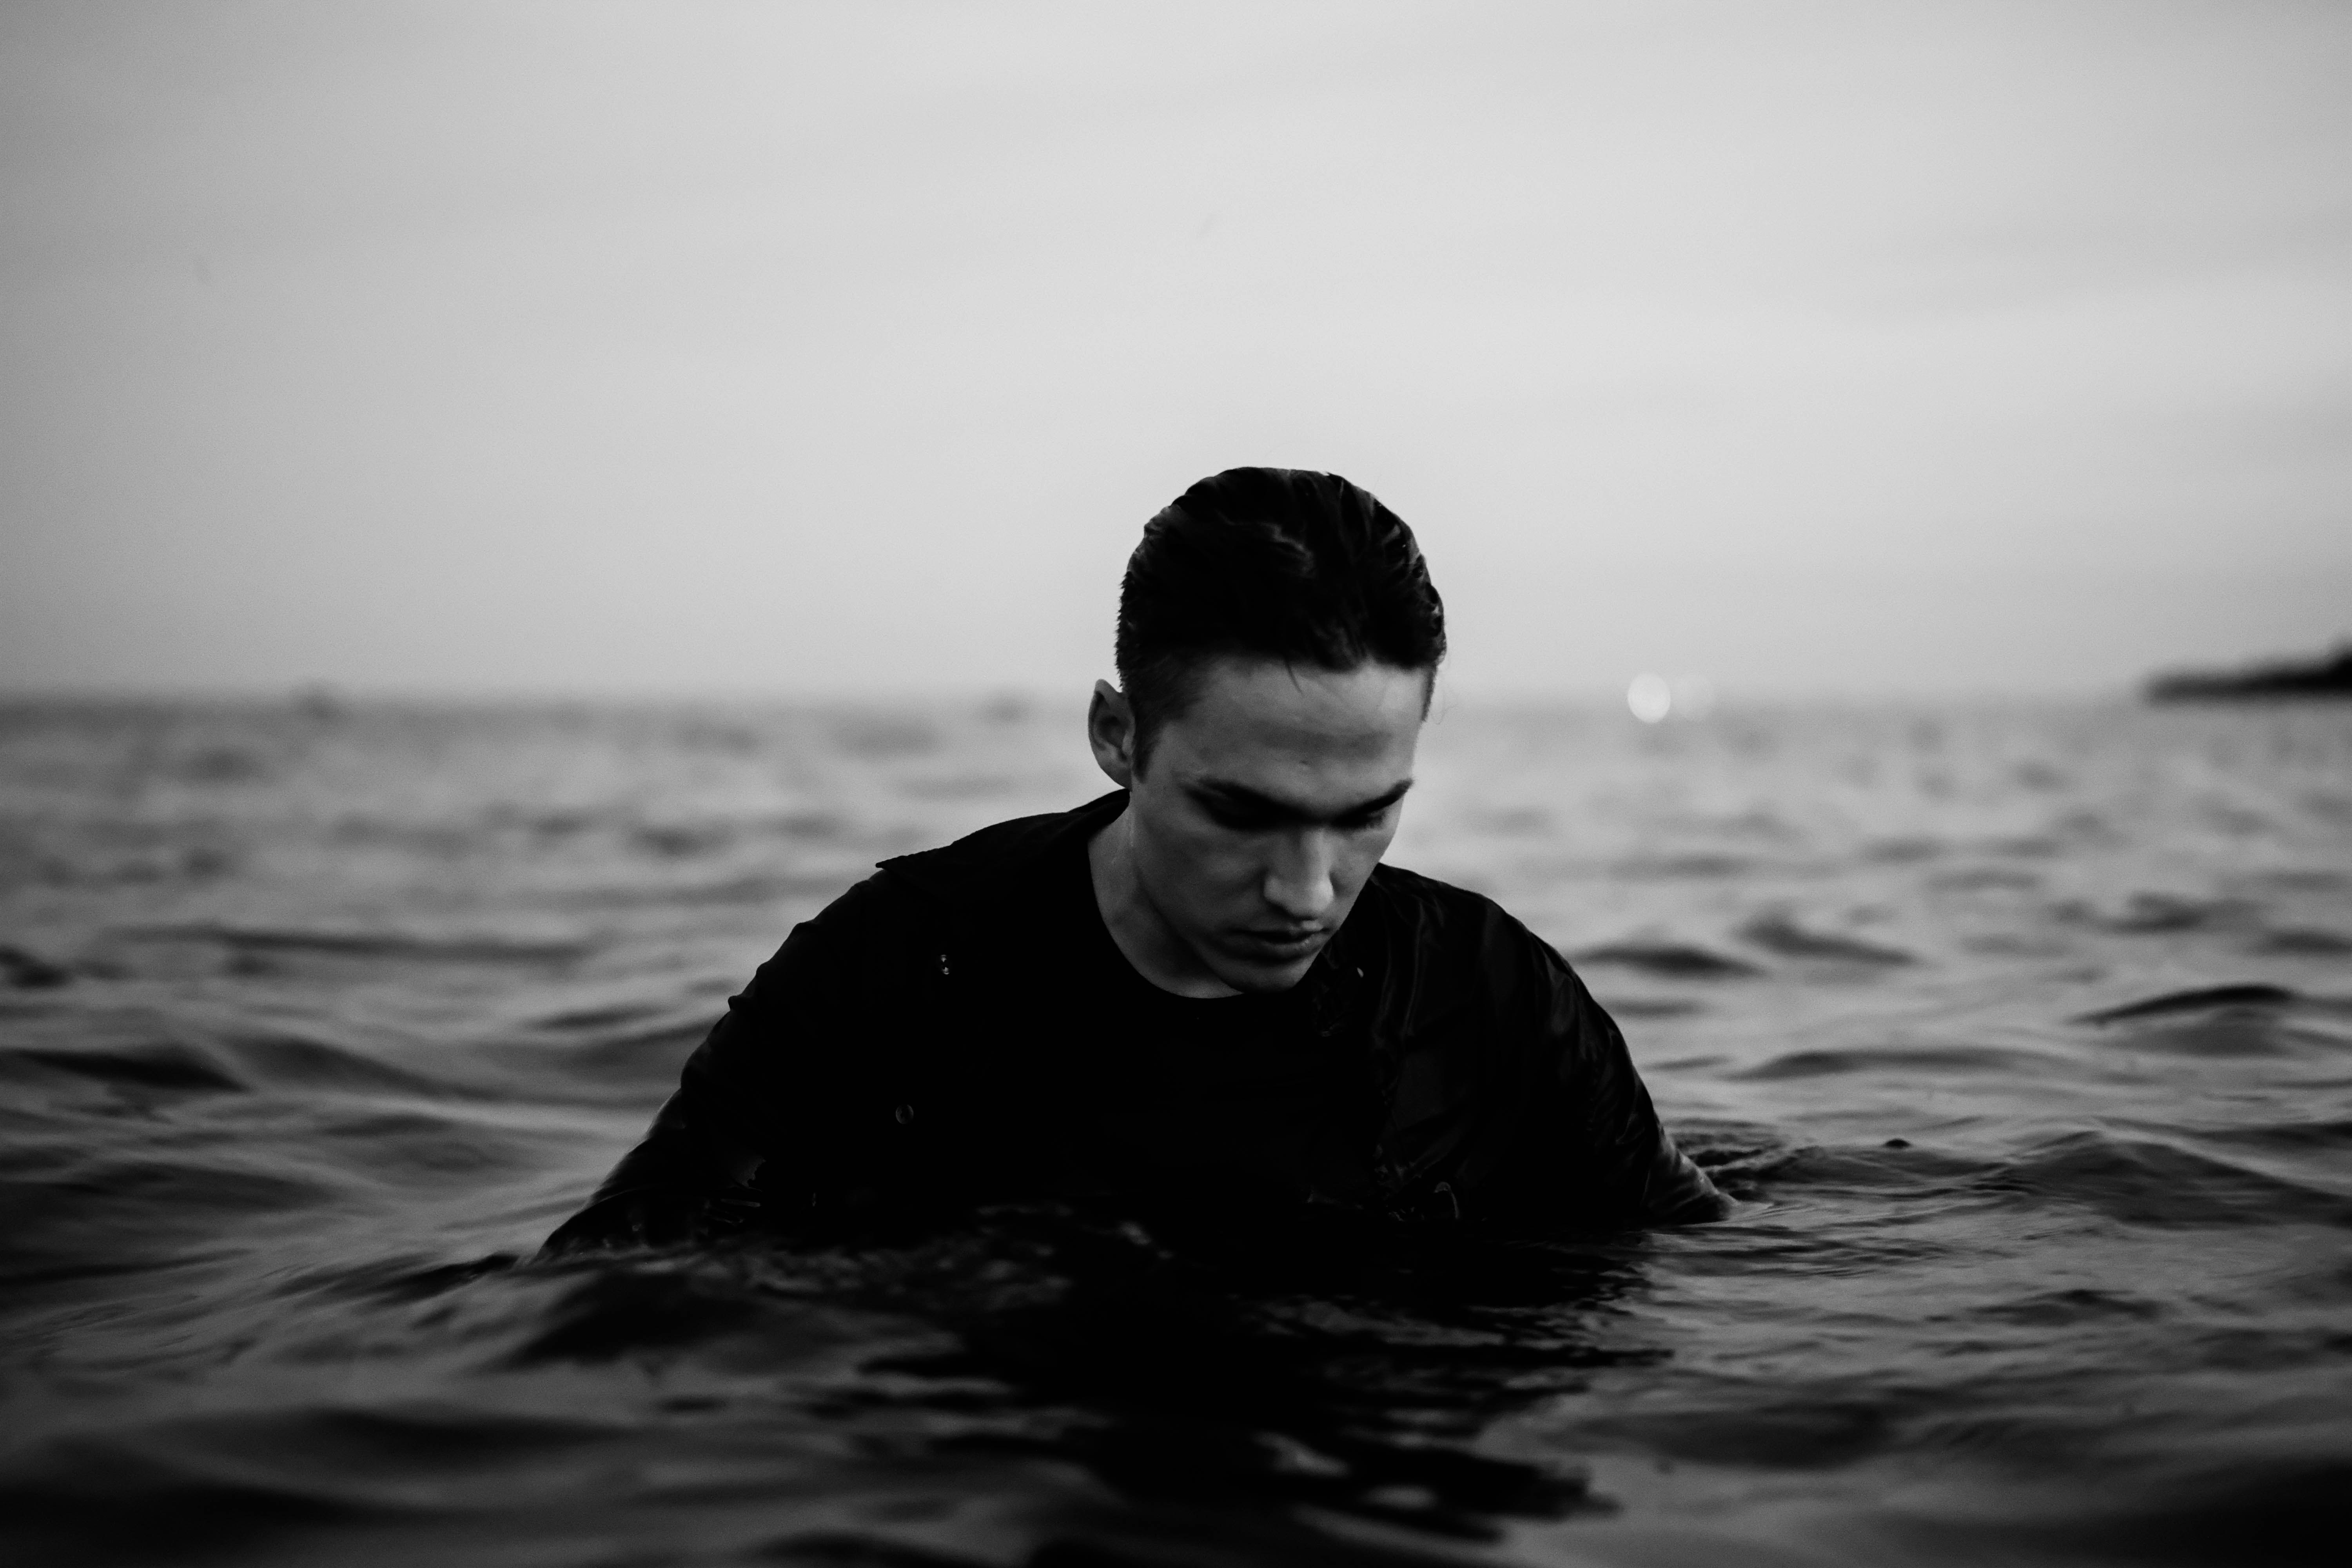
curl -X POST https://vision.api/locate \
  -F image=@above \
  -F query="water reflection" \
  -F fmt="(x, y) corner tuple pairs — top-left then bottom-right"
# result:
(521, 1207), (1655, 1561)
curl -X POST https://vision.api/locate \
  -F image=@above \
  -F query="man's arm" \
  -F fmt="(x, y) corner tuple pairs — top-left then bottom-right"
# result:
(1468, 903), (1731, 1228)
(540, 874), (917, 1254)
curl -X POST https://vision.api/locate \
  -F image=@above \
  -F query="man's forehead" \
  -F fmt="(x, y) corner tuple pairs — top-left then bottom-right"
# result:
(1168, 655), (1430, 737)
(1154, 658), (1423, 800)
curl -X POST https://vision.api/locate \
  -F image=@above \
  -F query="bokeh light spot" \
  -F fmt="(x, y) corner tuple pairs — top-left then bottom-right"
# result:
(1627, 673), (1672, 724)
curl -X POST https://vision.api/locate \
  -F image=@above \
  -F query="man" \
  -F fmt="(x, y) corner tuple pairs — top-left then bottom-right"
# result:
(547, 468), (1726, 1252)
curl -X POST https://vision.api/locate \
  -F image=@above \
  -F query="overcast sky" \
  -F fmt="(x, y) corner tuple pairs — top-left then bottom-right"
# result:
(4, 0), (2347, 698)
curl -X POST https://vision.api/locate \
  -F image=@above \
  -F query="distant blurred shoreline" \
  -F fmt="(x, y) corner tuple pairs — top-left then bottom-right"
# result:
(2146, 644), (2352, 702)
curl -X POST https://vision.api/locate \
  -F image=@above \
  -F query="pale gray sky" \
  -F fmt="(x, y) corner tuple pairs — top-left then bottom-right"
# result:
(4, 0), (2347, 697)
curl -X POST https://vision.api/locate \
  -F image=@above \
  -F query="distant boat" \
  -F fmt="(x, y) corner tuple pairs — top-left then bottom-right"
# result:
(2146, 643), (2352, 701)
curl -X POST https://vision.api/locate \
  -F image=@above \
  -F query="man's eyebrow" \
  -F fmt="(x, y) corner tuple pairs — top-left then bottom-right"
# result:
(1187, 777), (1414, 824)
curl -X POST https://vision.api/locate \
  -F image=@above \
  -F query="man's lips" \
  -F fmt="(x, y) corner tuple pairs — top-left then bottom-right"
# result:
(1232, 927), (1328, 959)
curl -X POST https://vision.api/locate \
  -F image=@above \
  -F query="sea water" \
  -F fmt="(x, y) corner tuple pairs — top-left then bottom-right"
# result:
(2, 695), (2347, 1566)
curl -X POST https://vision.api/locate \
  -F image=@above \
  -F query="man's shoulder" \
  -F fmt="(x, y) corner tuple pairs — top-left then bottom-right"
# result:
(1362, 860), (1521, 939)
(1357, 860), (1577, 991)
(871, 789), (1125, 909)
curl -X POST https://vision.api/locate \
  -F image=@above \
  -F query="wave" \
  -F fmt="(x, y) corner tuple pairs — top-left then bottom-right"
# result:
(122, 924), (595, 965)
(269, 1251), (519, 1307)
(225, 1036), (464, 1099)
(0, 1405), (626, 1564)
(503, 1262), (780, 1366)
(1886, 1455), (2352, 1568)
(0, 1388), (1583, 1568)
(831, 714), (943, 759)
(1572, 1395), (1903, 1470)
(0, 943), (72, 989)
(4, 1027), (465, 1103)
(2235, 867), (2349, 893)
(2254, 926), (2352, 955)
(1714, 1129), (2352, 1241)
(2078, 1005), (2349, 1062)
(1463, 805), (1551, 837)
(626, 822), (736, 858)
(899, 771), (1027, 802)
(1726, 1141), (1991, 1192)
(1972, 1285), (2167, 1326)
(1738, 913), (1915, 965)
(0, 998), (707, 1117)
(2196, 1116), (2352, 1153)
(3, 1146), (340, 1286)
(1975, 1131), (2352, 1230)
(1612, 852), (1759, 880)
(1734, 1044), (2062, 1081)
(0, 1446), (399, 1566)
(4, 1041), (245, 1095)
(555, 870), (860, 910)
(1601, 997), (1706, 1017)
(2069, 892), (2260, 935)
(493, 1018), (711, 1097)
(1862, 836), (1945, 864)
(299, 1109), (549, 1190)
(1572, 941), (1762, 979)
(1927, 865), (2044, 891)
(529, 999), (672, 1032)
(2075, 983), (2298, 1024)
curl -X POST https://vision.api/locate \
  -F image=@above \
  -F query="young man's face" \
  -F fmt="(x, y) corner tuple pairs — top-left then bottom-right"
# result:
(1090, 655), (1427, 994)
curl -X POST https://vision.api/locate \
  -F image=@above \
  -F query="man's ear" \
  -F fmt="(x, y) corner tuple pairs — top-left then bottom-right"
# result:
(1086, 679), (1136, 788)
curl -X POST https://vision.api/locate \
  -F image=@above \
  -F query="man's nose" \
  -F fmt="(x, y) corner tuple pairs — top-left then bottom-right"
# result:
(1263, 829), (1338, 922)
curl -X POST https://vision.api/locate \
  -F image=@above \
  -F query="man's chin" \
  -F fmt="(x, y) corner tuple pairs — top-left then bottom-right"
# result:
(1210, 946), (1323, 994)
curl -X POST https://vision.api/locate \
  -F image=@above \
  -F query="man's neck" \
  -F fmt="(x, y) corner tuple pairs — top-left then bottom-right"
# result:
(1085, 810), (1241, 999)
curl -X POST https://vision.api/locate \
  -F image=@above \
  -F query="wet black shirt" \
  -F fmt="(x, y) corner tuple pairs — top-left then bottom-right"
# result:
(1049, 837), (1379, 1205)
(547, 791), (1725, 1251)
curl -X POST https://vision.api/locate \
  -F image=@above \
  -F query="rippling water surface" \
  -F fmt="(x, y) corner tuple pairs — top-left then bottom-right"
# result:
(4, 695), (2348, 1566)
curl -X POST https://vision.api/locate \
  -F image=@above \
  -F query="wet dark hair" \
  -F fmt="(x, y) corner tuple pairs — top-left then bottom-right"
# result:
(1115, 467), (1446, 769)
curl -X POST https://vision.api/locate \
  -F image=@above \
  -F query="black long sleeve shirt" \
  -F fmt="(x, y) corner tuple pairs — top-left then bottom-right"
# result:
(546, 790), (1725, 1252)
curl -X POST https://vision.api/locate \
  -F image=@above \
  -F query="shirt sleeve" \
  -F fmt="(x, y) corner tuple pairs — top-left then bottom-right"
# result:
(539, 873), (915, 1254)
(1468, 902), (1731, 1228)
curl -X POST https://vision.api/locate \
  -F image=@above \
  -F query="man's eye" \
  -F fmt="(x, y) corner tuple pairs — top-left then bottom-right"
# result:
(1205, 804), (1275, 831)
(1338, 809), (1390, 832)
